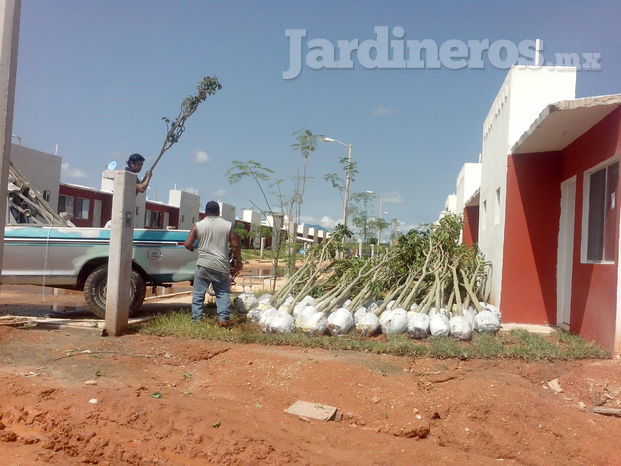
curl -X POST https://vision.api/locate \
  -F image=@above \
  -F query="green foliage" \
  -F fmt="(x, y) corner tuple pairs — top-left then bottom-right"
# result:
(291, 128), (323, 222)
(291, 128), (322, 161)
(152, 75), (222, 171)
(226, 160), (274, 185)
(226, 160), (275, 218)
(233, 224), (251, 240)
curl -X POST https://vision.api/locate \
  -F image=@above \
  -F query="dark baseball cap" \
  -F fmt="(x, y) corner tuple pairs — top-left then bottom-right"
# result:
(205, 201), (220, 215)
(127, 153), (145, 164)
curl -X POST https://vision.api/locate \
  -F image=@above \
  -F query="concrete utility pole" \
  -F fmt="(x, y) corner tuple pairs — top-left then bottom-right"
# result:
(103, 170), (136, 336)
(0, 0), (20, 285)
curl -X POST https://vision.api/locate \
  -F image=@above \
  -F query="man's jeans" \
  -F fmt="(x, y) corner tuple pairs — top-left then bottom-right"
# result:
(192, 265), (231, 322)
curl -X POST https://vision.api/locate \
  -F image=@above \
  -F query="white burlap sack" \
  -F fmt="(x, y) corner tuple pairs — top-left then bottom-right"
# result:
(475, 310), (501, 333)
(357, 312), (380, 336)
(258, 307), (278, 332)
(327, 308), (354, 335)
(297, 310), (328, 335)
(295, 305), (317, 328)
(408, 312), (430, 339)
(449, 315), (474, 340)
(269, 309), (295, 334)
(380, 309), (408, 335)
(257, 293), (273, 304)
(429, 313), (450, 337)
(234, 292), (257, 314)
(353, 307), (368, 325)
(246, 307), (264, 324)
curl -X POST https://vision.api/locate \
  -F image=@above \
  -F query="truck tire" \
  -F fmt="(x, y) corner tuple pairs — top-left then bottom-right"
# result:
(83, 265), (146, 319)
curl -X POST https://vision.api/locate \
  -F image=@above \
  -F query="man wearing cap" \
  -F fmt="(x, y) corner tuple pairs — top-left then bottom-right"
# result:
(126, 153), (153, 194)
(184, 201), (243, 326)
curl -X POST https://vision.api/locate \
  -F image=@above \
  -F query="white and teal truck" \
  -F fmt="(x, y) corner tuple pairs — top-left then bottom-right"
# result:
(2, 225), (196, 318)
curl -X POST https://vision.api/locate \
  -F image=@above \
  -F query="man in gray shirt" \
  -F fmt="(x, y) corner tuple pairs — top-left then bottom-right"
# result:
(184, 201), (243, 326)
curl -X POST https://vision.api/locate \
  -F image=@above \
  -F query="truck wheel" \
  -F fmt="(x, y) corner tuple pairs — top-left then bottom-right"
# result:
(83, 265), (146, 319)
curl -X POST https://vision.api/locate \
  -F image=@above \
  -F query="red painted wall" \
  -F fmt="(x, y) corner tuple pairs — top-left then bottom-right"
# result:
(501, 152), (561, 325)
(462, 205), (479, 246)
(501, 107), (621, 352)
(559, 108), (621, 351)
(58, 185), (108, 228)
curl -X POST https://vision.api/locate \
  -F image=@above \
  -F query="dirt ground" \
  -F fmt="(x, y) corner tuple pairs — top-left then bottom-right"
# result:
(1, 323), (621, 465)
(1, 263), (621, 465)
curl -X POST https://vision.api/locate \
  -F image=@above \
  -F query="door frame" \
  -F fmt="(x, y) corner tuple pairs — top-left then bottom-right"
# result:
(557, 176), (577, 329)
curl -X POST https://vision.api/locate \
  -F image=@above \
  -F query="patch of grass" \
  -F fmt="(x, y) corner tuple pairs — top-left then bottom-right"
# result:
(469, 333), (506, 358)
(428, 337), (468, 359)
(506, 329), (563, 361)
(554, 329), (609, 359)
(139, 312), (608, 361)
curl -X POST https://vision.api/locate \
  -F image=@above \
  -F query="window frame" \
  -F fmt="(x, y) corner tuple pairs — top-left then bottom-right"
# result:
(74, 197), (90, 220)
(580, 154), (619, 264)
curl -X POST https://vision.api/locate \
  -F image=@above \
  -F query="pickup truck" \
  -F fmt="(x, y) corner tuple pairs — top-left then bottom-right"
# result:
(2, 225), (197, 318)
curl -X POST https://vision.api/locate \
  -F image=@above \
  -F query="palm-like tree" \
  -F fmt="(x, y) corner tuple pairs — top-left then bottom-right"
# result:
(291, 128), (322, 223)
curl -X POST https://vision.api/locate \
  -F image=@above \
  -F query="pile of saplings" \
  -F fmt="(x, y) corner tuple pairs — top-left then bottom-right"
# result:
(235, 215), (500, 341)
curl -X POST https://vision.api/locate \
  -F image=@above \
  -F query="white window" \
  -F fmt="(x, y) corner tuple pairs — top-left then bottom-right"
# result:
(583, 159), (619, 263)
(145, 210), (162, 228)
(75, 198), (90, 219)
(481, 200), (487, 231)
(58, 195), (74, 214)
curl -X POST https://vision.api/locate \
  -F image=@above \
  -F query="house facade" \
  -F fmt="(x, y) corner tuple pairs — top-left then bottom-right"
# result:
(503, 96), (621, 352)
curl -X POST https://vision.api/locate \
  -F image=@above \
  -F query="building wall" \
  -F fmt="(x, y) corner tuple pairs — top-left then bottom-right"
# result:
(501, 108), (621, 352)
(219, 202), (235, 223)
(10, 144), (61, 213)
(58, 184), (110, 228)
(501, 151), (561, 325)
(462, 205), (479, 246)
(443, 194), (456, 215)
(479, 66), (576, 305)
(561, 108), (621, 352)
(455, 163), (481, 215)
(168, 189), (200, 230)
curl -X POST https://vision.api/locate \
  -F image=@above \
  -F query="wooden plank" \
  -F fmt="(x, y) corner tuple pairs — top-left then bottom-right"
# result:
(284, 400), (337, 421)
(592, 406), (621, 417)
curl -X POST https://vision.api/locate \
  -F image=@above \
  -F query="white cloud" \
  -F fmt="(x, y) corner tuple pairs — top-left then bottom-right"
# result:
(213, 188), (226, 198)
(61, 162), (88, 179)
(373, 104), (397, 117)
(193, 149), (210, 163)
(300, 215), (341, 230)
(381, 191), (405, 204)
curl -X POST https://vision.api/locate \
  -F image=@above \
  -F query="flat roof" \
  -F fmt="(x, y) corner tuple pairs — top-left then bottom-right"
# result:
(511, 94), (621, 155)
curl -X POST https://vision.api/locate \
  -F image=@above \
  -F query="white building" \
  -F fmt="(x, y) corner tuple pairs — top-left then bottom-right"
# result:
(168, 189), (200, 229)
(455, 162), (481, 215)
(9, 143), (61, 211)
(478, 65), (576, 305)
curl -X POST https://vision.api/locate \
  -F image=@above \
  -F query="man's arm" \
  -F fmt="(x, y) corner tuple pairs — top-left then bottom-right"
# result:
(184, 225), (198, 251)
(136, 170), (153, 194)
(229, 230), (243, 275)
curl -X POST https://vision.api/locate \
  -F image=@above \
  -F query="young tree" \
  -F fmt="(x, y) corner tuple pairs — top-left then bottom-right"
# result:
(350, 191), (376, 242)
(291, 128), (322, 223)
(389, 216), (402, 241)
(324, 156), (359, 210)
(150, 76), (223, 172)
(226, 160), (275, 216)
(370, 217), (390, 244)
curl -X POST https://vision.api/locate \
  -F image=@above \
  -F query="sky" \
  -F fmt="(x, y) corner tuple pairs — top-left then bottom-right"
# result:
(12, 0), (621, 232)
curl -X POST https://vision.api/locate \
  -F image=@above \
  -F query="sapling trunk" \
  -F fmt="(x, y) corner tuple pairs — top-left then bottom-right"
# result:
(460, 269), (483, 313)
(446, 290), (455, 314)
(451, 265), (463, 316)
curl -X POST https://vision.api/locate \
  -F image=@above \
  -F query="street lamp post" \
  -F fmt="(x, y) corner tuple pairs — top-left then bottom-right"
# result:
(321, 137), (352, 228)
(377, 193), (383, 244)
